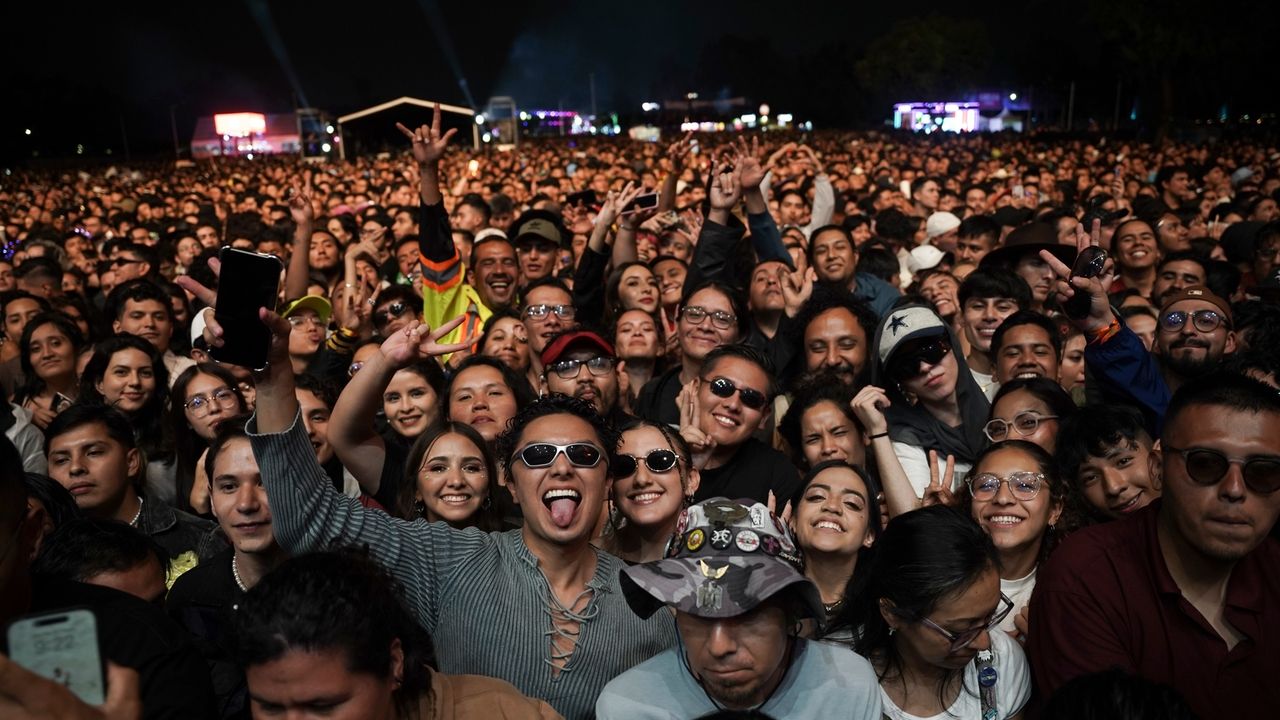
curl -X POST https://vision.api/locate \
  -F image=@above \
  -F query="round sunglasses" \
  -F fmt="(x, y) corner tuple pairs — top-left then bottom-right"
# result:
(1164, 444), (1280, 494)
(612, 449), (681, 479)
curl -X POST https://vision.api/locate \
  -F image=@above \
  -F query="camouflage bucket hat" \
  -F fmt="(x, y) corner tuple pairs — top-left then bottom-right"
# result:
(619, 498), (825, 624)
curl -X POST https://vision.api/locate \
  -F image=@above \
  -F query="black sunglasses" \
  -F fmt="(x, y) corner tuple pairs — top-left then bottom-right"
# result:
(1164, 444), (1280, 494)
(375, 302), (410, 328)
(891, 338), (951, 381)
(702, 376), (768, 411)
(612, 449), (681, 479)
(514, 442), (604, 469)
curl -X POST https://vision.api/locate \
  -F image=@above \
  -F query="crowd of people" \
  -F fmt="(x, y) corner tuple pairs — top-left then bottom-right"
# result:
(1, 103), (1279, 719)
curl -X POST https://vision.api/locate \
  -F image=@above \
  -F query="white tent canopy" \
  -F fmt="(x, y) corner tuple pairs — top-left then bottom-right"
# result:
(336, 96), (478, 158)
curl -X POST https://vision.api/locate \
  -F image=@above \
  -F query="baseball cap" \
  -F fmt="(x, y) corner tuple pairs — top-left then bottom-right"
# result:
(539, 329), (615, 367)
(510, 209), (567, 249)
(1159, 285), (1233, 326)
(620, 498), (824, 623)
(279, 295), (332, 325)
(876, 305), (948, 368)
(907, 245), (947, 274)
(925, 212), (961, 239)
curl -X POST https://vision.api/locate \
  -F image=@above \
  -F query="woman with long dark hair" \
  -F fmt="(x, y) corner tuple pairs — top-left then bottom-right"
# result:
(79, 334), (174, 504)
(170, 363), (249, 513)
(14, 312), (85, 430)
(395, 421), (503, 532)
(958, 440), (1068, 642)
(599, 417), (698, 564)
(840, 506), (1030, 719)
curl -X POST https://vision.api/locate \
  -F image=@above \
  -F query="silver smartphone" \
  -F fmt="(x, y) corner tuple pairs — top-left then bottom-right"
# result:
(7, 608), (105, 705)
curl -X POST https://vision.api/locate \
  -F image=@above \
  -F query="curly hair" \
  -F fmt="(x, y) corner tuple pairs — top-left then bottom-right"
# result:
(494, 393), (620, 487)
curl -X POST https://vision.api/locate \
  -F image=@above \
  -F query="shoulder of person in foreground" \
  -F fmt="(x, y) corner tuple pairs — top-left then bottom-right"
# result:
(434, 669), (565, 720)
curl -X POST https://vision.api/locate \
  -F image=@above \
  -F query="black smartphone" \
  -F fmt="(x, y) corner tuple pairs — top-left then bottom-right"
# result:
(1063, 247), (1108, 320)
(565, 189), (598, 209)
(621, 192), (660, 215)
(211, 247), (283, 371)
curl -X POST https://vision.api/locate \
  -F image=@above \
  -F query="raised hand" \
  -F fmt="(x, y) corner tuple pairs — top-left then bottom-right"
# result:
(0, 654), (141, 720)
(922, 450), (958, 508)
(395, 103), (457, 167)
(287, 172), (314, 225)
(378, 317), (473, 369)
(678, 381), (716, 469)
(666, 131), (695, 171)
(779, 265), (815, 317)
(1039, 218), (1115, 334)
(599, 182), (641, 228)
(850, 385), (891, 438)
(734, 136), (766, 189)
(767, 490), (794, 526)
(796, 144), (824, 174)
(175, 257), (292, 370)
(765, 142), (797, 173)
(708, 156), (742, 211)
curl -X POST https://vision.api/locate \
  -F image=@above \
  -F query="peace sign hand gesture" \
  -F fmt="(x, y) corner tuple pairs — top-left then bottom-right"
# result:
(678, 381), (716, 469)
(378, 317), (475, 369)
(922, 449), (958, 508)
(395, 103), (458, 167)
(1039, 218), (1116, 334)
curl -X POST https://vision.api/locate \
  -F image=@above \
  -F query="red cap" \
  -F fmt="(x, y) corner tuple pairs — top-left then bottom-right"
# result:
(540, 330), (615, 367)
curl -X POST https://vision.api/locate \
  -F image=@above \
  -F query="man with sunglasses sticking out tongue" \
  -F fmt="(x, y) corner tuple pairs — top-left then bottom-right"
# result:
(1028, 372), (1280, 720)
(677, 344), (803, 504)
(1040, 220), (1238, 432)
(183, 261), (677, 720)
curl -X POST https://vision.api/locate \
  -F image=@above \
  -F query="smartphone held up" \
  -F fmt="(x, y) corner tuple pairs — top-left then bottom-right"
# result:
(210, 247), (283, 371)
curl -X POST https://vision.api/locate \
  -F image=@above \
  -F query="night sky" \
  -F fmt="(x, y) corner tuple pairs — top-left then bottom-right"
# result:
(4, 0), (1278, 160)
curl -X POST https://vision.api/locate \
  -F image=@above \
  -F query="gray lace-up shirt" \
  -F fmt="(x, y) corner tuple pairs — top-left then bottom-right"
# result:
(248, 412), (677, 720)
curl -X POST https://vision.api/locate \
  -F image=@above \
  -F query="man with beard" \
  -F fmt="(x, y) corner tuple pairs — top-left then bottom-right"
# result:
(1043, 233), (1236, 430)
(398, 107), (518, 348)
(787, 287), (878, 387)
(540, 328), (627, 425)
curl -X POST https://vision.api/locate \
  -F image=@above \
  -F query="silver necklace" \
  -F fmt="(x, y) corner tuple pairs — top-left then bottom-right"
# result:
(128, 498), (144, 527)
(231, 555), (248, 593)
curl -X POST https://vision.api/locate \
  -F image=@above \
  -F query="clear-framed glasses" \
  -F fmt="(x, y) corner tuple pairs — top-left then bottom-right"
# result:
(184, 387), (240, 418)
(966, 471), (1045, 502)
(287, 315), (325, 328)
(680, 305), (735, 330)
(1163, 444), (1280, 494)
(1159, 309), (1225, 333)
(897, 593), (1015, 652)
(522, 304), (576, 321)
(982, 412), (1058, 442)
(548, 356), (616, 379)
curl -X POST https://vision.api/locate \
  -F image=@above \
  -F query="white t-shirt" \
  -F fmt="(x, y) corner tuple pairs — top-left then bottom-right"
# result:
(893, 441), (973, 498)
(970, 367), (999, 401)
(999, 568), (1037, 635)
(880, 629), (1030, 720)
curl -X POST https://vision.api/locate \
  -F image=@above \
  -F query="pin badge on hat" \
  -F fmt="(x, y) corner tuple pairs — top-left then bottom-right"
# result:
(704, 501), (749, 524)
(686, 529), (706, 552)
(735, 530), (760, 552)
(696, 558), (728, 611)
(761, 535), (781, 556)
(710, 528), (733, 550)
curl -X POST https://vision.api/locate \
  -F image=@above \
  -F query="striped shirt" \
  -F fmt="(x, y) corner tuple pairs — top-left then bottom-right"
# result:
(247, 412), (677, 720)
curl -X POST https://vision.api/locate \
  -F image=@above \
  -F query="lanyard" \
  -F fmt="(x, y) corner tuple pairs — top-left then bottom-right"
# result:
(975, 649), (998, 720)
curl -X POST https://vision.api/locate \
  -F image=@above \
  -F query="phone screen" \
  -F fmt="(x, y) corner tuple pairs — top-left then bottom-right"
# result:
(211, 248), (283, 371)
(8, 609), (104, 705)
(566, 189), (598, 208)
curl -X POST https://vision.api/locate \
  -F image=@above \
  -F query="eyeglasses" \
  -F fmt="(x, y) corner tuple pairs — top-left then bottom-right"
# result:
(681, 305), (736, 330)
(522, 304), (576, 321)
(513, 442), (604, 469)
(890, 338), (951, 381)
(548, 356), (616, 379)
(288, 315), (325, 328)
(1160, 309), (1226, 333)
(1163, 444), (1280, 494)
(702, 376), (768, 411)
(967, 471), (1045, 501)
(612, 449), (681, 479)
(110, 258), (142, 268)
(184, 387), (240, 417)
(898, 594), (1015, 652)
(374, 302), (410, 329)
(982, 412), (1058, 442)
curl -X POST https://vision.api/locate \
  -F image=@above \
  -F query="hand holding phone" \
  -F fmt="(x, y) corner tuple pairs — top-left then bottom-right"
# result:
(621, 192), (660, 215)
(7, 609), (104, 705)
(210, 248), (283, 371)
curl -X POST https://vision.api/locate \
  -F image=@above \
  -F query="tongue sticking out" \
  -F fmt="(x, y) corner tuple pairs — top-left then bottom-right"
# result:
(549, 497), (579, 529)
